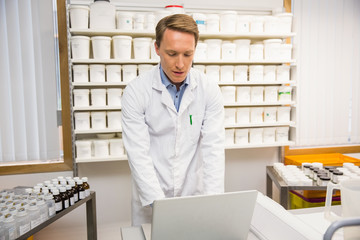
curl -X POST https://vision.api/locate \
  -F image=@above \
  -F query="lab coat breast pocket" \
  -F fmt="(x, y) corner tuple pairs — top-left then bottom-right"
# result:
(187, 113), (203, 144)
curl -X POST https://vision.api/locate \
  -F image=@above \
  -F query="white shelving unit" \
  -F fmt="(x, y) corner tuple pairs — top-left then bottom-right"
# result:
(68, 6), (297, 163)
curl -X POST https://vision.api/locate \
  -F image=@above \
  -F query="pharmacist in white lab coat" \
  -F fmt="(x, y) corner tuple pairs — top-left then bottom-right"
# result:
(121, 14), (225, 226)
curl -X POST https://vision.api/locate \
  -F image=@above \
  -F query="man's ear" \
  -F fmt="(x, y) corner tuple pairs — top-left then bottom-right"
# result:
(154, 41), (160, 56)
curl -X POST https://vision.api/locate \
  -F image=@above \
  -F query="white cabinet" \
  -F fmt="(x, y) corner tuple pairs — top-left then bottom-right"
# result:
(67, 5), (297, 163)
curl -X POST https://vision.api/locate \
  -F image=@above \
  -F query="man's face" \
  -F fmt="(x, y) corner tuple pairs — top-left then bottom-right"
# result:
(155, 29), (195, 84)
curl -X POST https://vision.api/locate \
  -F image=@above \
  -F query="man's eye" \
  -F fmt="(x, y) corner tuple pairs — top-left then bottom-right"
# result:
(168, 52), (176, 56)
(184, 53), (193, 57)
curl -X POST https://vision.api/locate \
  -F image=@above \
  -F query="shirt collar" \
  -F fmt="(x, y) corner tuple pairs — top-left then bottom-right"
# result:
(160, 64), (190, 88)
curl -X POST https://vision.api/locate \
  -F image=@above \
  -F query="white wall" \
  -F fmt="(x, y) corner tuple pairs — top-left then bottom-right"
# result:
(0, 0), (283, 239)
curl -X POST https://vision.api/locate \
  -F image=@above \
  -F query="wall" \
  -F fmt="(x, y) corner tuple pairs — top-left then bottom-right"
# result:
(0, 0), (283, 239)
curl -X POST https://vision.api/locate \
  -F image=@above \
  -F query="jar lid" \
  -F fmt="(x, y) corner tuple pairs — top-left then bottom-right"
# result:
(303, 164), (311, 168)
(319, 176), (331, 181)
(333, 171), (344, 176)
(165, 5), (183, 8)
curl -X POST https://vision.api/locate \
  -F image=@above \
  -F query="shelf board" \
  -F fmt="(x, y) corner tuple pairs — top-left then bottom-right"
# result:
(225, 141), (295, 149)
(76, 155), (128, 163)
(69, 28), (296, 39)
(72, 82), (127, 87)
(71, 59), (295, 65)
(74, 129), (122, 134)
(218, 81), (295, 86)
(224, 122), (296, 128)
(224, 101), (294, 107)
(73, 106), (121, 111)
(71, 59), (160, 64)
(193, 59), (296, 64)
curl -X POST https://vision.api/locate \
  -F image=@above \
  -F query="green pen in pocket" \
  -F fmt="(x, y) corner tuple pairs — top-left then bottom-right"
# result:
(189, 115), (192, 125)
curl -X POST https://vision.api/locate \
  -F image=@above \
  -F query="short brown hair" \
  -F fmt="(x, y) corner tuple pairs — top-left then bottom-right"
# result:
(155, 14), (199, 48)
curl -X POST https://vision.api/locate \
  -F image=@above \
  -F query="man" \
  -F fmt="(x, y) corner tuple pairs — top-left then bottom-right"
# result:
(121, 14), (225, 226)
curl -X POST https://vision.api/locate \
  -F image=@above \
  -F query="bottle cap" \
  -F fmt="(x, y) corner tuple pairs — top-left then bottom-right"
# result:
(77, 179), (83, 184)
(82, 177), (88, 182)
(60, 187), (66, 193)
(66, 185), (72, 190)
(52, 189), (60, 195)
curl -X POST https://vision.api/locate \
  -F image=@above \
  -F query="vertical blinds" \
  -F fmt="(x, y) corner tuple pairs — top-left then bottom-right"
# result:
(0, 0), (60, 163)
(293, 0), (360, 147)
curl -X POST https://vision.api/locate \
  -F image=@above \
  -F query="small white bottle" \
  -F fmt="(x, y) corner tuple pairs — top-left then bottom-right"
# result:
(37, 198), (49, 224)
(15, 207), (31, 237)
(44, 194), (56, 218)
(90, 0), (116, 29)
(27, 202), (41, 229)
(82, 177), (91, 197)
(3, 213), (17, 240)
(66, 185), (75, 206)
(0, 212), (6, 240)
(77, 180), (86, 200)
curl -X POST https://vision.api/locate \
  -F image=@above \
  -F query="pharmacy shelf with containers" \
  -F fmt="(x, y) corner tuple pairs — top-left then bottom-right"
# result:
(68, 2), (297, 163)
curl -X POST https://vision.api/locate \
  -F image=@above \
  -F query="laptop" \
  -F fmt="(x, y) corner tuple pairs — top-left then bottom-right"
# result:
(148, 190), (258, 240)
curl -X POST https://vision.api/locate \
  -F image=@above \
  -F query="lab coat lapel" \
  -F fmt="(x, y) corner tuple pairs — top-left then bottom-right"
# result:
(152, 65), (177, 114)
(178, 71), (197, 116)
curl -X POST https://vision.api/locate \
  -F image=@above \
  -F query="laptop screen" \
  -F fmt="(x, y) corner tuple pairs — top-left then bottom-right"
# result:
(151, 190), (258, 240)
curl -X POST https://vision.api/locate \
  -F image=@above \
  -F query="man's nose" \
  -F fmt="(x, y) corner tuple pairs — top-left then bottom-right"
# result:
(175, 55), (184, 69)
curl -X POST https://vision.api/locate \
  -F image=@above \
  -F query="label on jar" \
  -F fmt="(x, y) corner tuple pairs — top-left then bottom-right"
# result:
(40, 213), (48, 223)
(8, 226), (16, 239)
(74, 193), (78, 202)
(19, 222), (31, 235)
(79, 191), (85, 200)
(70, 197), (75, 206)
(85, 189), (90, 197)
(55, 202), (62, 212)
(31, 217), (42, 229)
(49, 205), (56, 217)
(64, 199), (69, 209)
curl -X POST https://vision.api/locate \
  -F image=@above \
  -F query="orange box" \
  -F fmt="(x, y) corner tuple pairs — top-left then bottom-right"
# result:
(284, 153), (360, 166)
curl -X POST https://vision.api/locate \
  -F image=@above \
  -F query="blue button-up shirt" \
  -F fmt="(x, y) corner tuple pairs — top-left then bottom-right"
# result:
(160, 65), (189, 112)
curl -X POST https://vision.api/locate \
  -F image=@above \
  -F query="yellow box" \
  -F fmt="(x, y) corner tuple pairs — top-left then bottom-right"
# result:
(293, 189), (341, 198)
(289, 191), (341, 209)
(285, 153), (360, 166)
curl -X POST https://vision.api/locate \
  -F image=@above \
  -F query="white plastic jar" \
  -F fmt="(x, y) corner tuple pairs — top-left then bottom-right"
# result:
(133, 38), (152, 59)
(89, 0), (116, 29)
(220, 65), (234, 82)
(109, 138), (125, 156)
(204, 39), (222, 60)
(276, 65), (290, 82)
(263, 107), (277, 122)
(264, 86), (278, 103)
(73, 89), (89, 107)
(90, 89), (107, 106)
(107, 111), (122, 129)
(116, 12), (133, 30)
(224, 108), (236, 125)
(165, 5), (185, 14)
(192, 13), (207, 33)
(91, 36), (111, 59)
(133, 13), (145, 30)
(221, 42), (236, 60)
(236, 107), (250, 123)
(122, 65), (137, 82)
(221, 86), (236, 103)
(220, 11), (237, 32)
(263, 39), (282, 60)
(249, 128), (263, 144)
(263, 65), (276, 82)
(277, 106), (291, 122)
(250, 86), (264, 103)
(234, 65), (248, 82)
(72, 65), (89, 83)
(276, 126), (289, 142)
(71, 36), (90, 59)
(249, 65), (264, 82)
(236, 87), (251, 103)
(278, 86), (292, 102)
(69, 5), (90, 29)
(138, 64), (154, 76)
(206, 14), (220, 32)
(89, 64), (106, 82)
(233, 39), (251, 60)
(91, 111), (106, 130)
(74, 112), (90, 130)
(263, 127), (276, 143)
(205, 65), (220, 82)
(194, 42), (207, 61)
(107, 88), (122, 107)
(235, 129), (249, 144)
(236, 15), (251, 33)
(106, 65), (122, 82)
(250, 107), (264, 123)
(93, 139), (109, 157)
(144, 13), (155, 31)
(249, 43), (264, 60)
(75, 140), (92, 159)
(112, 35), (132, 60)
(250, 16), (264, 33)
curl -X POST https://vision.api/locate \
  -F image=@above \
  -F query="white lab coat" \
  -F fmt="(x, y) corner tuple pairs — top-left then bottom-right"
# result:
(121, 64), (225, 226)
